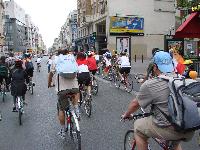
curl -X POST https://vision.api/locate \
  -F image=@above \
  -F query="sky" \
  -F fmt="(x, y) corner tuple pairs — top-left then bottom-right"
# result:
(14, 0), (77, 48)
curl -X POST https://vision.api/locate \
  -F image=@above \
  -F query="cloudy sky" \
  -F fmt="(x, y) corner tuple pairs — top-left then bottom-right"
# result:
(14, 0), (77, 48)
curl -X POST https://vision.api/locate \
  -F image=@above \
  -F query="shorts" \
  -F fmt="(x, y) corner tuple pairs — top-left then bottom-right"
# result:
(90, 70), (97, 75)
(119, 67), (131, 74)
(57, 88), (79, 111)
(77, 72), (91, 86)
(134, 116), (194, 142)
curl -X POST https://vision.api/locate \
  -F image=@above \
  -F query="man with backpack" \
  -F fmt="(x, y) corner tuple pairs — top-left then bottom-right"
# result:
(49, 49), (79, 139)
(122, 51), (195, 150)
(23, 53), (34, 78)
(0, 56), (10, 91)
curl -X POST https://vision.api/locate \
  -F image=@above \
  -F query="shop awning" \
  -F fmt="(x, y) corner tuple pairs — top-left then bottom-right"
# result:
(174, 12), (200, 38)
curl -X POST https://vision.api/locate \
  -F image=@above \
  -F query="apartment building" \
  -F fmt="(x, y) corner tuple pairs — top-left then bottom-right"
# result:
(4, 0), (27, 52)
(76, 0), (176, 59)
(0, 0), (5, 52)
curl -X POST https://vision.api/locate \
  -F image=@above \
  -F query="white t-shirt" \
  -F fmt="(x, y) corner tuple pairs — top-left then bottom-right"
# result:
(118, 56), (131, 67)
(36, 58), (41, 63)
(104, 57), (111, 67)
(78, 64), (89, 73)
(48, 59), (53, 65)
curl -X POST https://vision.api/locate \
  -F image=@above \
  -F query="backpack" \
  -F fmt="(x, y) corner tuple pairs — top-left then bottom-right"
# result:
(0, 65), (8, 78)
(158, 75), (200, 132)
(56, 54), (78, 79)
(25, 61), (34, 70)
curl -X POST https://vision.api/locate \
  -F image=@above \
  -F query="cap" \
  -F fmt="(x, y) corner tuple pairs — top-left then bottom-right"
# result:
(153, 51), (174, 73)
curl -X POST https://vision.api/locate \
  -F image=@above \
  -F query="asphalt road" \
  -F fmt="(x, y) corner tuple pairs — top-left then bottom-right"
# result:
(0, 56), (199, 150)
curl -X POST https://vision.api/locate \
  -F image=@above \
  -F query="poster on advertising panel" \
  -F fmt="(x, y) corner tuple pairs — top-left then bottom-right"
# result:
(116, 37), (130, 55)
(110, 16), (144, 35)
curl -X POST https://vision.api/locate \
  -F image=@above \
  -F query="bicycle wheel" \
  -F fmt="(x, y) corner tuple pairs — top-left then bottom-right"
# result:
(18, 108), (22, 125)
(70, 112), (81, 150)
(84, 96), (92, 117)
(124, 130), (137, 150)
(31, 83), (33, 95)
(2, 85), (6, 102)
(92, 79), (98, 95)
(114, 75), (121, 88)
(125, 75), (133, 93)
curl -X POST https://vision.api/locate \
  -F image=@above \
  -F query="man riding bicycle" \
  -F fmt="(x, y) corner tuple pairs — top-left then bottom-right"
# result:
(122, 51), (194, 150)
(0, 56), (10, 91)
(50, 49), (79, 139)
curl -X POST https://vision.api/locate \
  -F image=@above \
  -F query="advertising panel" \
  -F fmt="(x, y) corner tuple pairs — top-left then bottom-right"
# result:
(110, 16), (144, 35)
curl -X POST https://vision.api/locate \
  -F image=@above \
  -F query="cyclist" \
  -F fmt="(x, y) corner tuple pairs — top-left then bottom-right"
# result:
(122, 51), (194, 150)
(46, 56), (53, 73)
(50, 49), (79, 139)
(87, 51), (97, 75)
(117, 52), (131, 82)
(0, 56), (10, 91)
(102, 51), (112, 79)
(23, 53), (34, 83)
(76, 52), (91, 97)
(10, 59), (29, 112)
(36, 56), (42, 71)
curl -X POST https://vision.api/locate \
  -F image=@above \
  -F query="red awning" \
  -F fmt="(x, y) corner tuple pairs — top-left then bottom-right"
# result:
(174, 12), (200, 38)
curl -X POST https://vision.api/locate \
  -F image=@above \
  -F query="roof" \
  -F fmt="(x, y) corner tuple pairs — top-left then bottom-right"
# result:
(174, 12), (200, 38)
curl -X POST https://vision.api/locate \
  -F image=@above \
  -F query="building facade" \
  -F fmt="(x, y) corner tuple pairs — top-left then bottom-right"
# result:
(0, 0), (5, 53)
(76, 0), (176, 59)
(4, 0), (26, 52)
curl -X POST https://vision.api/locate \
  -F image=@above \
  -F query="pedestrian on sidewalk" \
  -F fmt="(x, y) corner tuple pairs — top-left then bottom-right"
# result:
(47, 56), (53, 73)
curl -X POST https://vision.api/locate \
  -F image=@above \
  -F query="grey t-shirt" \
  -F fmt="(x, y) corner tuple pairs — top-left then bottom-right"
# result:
(136, 78), (171, 127)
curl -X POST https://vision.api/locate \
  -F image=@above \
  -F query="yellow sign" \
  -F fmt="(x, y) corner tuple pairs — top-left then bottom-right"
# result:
(191, 4), (200, 12)
(110, 16), (144, 34)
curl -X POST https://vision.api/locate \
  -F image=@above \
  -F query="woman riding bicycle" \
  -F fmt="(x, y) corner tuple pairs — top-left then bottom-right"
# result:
(116, 52), (131, 82)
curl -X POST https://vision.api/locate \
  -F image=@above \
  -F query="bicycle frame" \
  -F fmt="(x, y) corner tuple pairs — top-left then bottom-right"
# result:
(124, 109), (176, 150)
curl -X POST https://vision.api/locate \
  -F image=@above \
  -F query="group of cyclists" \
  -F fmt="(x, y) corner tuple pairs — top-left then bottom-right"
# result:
(0, 53), (41, 112)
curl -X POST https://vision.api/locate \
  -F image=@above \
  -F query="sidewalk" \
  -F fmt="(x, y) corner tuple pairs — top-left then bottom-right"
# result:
(130, 59), (150, 75)
(130, 59), (200, 82)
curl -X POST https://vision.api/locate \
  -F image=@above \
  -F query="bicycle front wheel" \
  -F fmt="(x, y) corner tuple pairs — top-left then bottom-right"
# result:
(18, 109), (22, 125)
(125, 75), (133, 93)
(124, 130), (137, 150)
(31, 83), (34, 95)
(84, 96), (92, 117)
(2, 85), (6, 102)
(92, 79), (98, 95)
(70, 112), (81, 150)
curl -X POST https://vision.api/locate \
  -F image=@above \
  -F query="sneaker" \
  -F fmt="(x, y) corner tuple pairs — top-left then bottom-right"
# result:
(58, 129), (65, 139)
(12, 107), (18, 112)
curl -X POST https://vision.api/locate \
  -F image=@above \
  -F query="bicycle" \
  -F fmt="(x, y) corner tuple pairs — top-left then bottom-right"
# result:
(57, 94), (81, 150)
(90, 73), (98, 95)
(79, 83), (92, 117)
(27, 77), (35, 95)
(37, 63), (41, 72)
(15, 96), (24, 125)
(0, 79), (7, 102)
(0, 110), (2, 121)
(123, 112), (187, 150)
(115, 71), (133, 93)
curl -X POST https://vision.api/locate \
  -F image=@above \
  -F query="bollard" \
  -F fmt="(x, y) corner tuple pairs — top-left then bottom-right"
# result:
(135, 55), (136, 62)
(142, 55), (143, 63)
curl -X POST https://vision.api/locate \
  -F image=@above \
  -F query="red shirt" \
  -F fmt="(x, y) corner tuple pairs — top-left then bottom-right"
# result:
(87, 57), (97, 71)
(76, 59), (88, 66)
